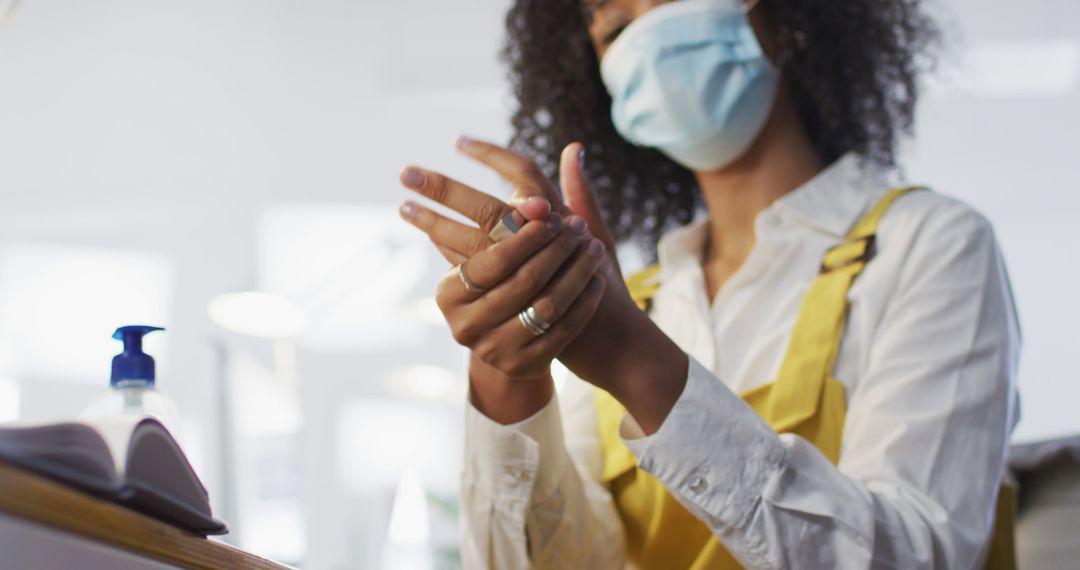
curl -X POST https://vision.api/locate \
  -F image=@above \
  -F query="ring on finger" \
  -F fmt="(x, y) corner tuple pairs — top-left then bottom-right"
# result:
(457, 262), (487, 293)
(518, 304), (552, 336)
(488, 212), (521, 243)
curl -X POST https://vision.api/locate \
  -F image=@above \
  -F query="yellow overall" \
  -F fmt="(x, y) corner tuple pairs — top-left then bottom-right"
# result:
(594, 188), (1016, 569)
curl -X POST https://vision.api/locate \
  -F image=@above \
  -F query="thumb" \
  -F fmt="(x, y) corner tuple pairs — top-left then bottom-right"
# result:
(560, 142), (615, 252)
(507, 193), (552, 222)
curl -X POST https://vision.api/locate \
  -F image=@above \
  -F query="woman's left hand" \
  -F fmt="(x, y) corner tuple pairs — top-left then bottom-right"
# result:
(401, 136), (627, 290)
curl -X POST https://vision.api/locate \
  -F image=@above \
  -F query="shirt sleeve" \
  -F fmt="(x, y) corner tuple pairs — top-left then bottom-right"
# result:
(458, 374), (626, 569)
(621, 201), (1020, 569)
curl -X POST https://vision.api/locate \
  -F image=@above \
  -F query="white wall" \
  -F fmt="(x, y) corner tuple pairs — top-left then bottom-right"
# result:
(906, 0), (1080, 443)
(0, 1), (513, 567)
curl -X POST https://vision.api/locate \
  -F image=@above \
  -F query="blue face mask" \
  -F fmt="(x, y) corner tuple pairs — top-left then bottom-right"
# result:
(600, 0), (778, 172)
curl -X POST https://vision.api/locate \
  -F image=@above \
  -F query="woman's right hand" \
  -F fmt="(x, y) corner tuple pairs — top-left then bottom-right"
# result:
(429, 214), (607, 382)
(401, 138), (689, 432)
(398, 159), (609, 384)
(401, 197), (608, 422)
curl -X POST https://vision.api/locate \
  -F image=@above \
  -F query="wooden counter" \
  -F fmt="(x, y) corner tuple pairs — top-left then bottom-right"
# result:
(0, 461), (291, 569)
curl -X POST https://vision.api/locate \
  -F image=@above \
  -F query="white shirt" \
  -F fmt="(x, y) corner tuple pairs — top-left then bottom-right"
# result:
(458, 155), (1021, 569)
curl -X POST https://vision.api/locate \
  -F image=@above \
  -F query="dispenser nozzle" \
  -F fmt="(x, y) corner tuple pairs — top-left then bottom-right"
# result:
(111, 325), (165, 384)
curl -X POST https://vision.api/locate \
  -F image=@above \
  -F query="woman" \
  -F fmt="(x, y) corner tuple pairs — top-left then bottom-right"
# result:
(398, 0), (1019, 567)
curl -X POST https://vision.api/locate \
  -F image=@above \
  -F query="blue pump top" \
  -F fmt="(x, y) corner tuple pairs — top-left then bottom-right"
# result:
(111, 325), (165, 385)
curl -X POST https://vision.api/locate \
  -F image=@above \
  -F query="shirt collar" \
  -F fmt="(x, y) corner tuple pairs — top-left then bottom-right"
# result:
(655, 153), (893, 276)
(656, 217), (708, 279)
(771, 153), (891, 238)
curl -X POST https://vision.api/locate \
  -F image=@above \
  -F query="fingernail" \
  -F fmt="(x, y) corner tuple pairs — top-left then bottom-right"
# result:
(510, 194), (546, 209)
(525, 196), (548, 209)
(399, 202), (419, 221)
(546, 215), (563, 231)
(588, 238), (604, 258)
(401, 167), (425, 188)
(569, 217), (587, 235)
(455, 135), (473, 150)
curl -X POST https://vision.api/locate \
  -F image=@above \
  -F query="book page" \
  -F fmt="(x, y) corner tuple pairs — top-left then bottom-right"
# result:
(125, 421), (212, 518)
(80, 414), (146, 476)
(0, 422), (117, 485)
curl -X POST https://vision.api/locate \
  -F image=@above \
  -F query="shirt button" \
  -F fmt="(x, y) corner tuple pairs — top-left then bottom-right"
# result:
(688, 476), (708, 494)
(512, 469), (529, 481)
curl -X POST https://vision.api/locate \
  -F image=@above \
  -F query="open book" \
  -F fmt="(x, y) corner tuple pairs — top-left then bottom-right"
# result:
(0, 415), (227, 536)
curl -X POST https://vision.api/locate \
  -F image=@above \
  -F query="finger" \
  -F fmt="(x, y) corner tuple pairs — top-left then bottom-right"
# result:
(435, 243), (467, 266)
(508, 194), (553, 222)
(400, 200), (494, 258)
(522, 275), (606, 358)
(442, 216), (566, 303)
(472, 274), (605, 379)
(525, 237), (606, 329)
(560, 142), (617, 254)
(454, 136), (564, 208)
(400, 165), (514, 232)
(467, 224), (588, 327)
(435, 263), (501, 330)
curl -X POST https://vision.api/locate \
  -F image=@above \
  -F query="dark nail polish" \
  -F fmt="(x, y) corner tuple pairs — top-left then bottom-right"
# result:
(588, 239), (604, 257)
(569, 217), (587, 235)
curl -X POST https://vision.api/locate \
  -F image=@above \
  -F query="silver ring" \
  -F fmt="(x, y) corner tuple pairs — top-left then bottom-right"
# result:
(525, 306), (552, 331)
(517, 304), (552, 336)
(456, 262), (487, 293)
(488, 212), (521, 243)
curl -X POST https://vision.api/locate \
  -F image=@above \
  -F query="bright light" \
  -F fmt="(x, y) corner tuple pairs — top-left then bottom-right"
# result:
(382, 469), (434, 570)
(552, 360), (570, 394)
(243, 498), (307, 564)
(0, 243), (173, 384)
(257, 204), (432, 350)
(207, 291), (309, 339)
(386, 468), (430, 544)
(0, 379), (18, 422)
(230, 352), (302, 436)
(410, 296), (447, 327)
(384, 364), (464, 401)
(336, 400), (461, 495)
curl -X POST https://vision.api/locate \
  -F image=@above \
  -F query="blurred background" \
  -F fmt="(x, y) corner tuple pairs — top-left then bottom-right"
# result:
(0, 0), (1076, 568)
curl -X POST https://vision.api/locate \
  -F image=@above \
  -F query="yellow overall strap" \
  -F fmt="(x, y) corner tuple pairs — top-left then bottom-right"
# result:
(626, 265), (662, 312)
(616, 186), (1016, 569)
(764, 186), (924, 430)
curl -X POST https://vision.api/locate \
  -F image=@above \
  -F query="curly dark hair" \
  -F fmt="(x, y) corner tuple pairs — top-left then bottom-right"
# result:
(502, 0), (940, 250)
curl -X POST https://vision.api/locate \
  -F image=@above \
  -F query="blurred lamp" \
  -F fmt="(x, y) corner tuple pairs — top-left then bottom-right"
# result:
(207, 292), (309, 340)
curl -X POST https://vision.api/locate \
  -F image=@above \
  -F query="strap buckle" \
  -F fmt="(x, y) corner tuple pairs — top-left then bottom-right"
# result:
(819, 234), (876, 274)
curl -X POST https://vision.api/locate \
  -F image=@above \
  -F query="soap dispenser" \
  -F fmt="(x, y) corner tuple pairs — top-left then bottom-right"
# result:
(82, 325), (180, 433)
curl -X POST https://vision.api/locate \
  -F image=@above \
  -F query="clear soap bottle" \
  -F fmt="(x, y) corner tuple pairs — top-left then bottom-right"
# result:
(81, 325), (181, 436)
